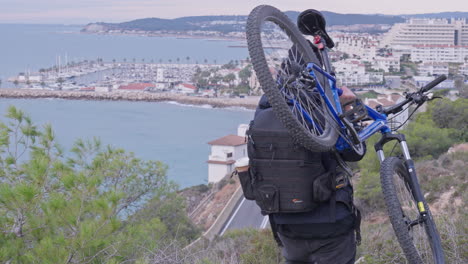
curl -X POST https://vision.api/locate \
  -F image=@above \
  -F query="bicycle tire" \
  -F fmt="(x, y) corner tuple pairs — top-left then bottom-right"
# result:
(380, 157), (445, 264)
(246, 5), (338, 152)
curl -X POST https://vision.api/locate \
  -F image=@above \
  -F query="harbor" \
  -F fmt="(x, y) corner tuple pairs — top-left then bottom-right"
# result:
(3, 55), (258, 106)
(7, 59), (218, 91)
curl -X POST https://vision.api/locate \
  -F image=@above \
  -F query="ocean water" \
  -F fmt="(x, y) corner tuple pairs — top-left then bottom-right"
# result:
(0, 24), (253, 188)
(0, 99), (254, 188)
(0, 24), (248, 84)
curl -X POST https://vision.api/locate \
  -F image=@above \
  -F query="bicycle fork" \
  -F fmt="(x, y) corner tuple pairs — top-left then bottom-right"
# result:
(375, 133), (429, 217)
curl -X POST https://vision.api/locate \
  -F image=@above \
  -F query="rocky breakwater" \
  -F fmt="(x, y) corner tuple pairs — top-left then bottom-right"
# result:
(0, 89), (260, 109)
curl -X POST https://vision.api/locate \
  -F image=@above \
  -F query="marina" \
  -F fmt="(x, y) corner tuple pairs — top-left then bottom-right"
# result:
(7, 59), (222, 92)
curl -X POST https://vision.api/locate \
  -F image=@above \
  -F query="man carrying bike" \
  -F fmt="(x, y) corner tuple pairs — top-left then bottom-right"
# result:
(241, 5), (446, 264)
(238, 9), (363, 264)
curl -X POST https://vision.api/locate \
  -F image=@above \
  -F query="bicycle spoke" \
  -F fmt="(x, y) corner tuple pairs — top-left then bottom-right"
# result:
(260, 21), (333, 139)
(393, 171), (435, 263)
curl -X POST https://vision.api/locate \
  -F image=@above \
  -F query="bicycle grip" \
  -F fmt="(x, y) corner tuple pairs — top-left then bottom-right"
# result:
(421, 75), (447, 93)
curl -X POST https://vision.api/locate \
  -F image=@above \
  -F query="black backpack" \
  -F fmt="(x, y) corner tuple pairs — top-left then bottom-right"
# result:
(239, 96), (338, 215)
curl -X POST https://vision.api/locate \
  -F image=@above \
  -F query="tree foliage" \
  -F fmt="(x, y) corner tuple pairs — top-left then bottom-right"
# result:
(355, 98), (467, 211)
(0, 106), (198, 263)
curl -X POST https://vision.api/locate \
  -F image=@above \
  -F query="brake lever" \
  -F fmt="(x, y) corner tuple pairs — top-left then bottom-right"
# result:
(428, 96), (442, 101)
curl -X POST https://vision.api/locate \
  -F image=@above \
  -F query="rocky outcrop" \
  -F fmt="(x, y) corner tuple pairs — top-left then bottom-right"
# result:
(81, 23), (108, 33)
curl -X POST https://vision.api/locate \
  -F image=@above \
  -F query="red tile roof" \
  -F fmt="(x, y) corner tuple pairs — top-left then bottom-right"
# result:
(413, 44), (468, 48)
(80, 87), (95, 91)
(180, 83), (196, 90)
(118, 83), (155, 90)
(208, 135), (246, 146)
(390, 94), (402, 102)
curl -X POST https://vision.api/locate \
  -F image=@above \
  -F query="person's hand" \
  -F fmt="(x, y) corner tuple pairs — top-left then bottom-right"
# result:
(236, 166), (249, 173)
(339, 86), (356, 105)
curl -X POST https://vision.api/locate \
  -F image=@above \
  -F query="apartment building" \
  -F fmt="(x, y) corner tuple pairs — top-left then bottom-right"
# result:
(410, 44), (468, 63)
(373, 56), (400, 72)
(333, 59), (383, 86)
(384, 18), (468, 47)
(418, 62), (449, 76)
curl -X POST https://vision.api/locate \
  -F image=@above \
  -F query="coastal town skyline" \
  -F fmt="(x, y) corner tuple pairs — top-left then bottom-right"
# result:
(1, 0), (468, 24)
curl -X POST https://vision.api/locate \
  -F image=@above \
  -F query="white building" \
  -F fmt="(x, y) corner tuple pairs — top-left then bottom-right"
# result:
(176, 83), (197, 94)
(333, 59), (384, 86)
(28, 75), (43, 83)
(460, 63), (468, 76)
(413, 76), (454, 89)
(95, 86), (111, 92)
(418, 62), (449, 76)
(207, 125), (248, 183)
(373, 56), (400, 72)
(410, 45), (468, 63)
(333, 33), (379, 60)
(156, 68), (165, 82)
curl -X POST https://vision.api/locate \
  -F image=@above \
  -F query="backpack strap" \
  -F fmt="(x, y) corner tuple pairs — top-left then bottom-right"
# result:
(268, 214), (283, 247)
(353, 206), (362, 245)
(330, 164), (337, 223)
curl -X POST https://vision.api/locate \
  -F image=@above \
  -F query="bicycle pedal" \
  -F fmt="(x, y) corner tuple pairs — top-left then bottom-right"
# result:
(340, 98), (368, 123)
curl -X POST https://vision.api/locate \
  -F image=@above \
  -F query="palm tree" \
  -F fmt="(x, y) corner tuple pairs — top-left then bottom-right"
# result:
(13, 80), (19, 89)
(186, 56), (190, 65)
(176, 57), (180, 64)
(204, 58), (208, 64)
(0, 78), (2, 88)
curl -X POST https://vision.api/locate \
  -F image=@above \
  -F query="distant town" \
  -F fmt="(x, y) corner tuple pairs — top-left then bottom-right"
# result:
(3, 17), (468, 107)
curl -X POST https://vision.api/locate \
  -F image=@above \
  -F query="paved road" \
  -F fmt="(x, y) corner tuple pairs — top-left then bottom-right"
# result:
(220, 197), (268, 236)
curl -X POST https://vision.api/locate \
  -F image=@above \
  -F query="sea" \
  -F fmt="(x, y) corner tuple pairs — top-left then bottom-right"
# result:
(0, 24), (253, 188)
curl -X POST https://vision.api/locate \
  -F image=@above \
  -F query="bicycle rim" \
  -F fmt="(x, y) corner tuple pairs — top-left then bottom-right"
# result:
(381, 157), (445, 264)
(246, 5), (339, 152)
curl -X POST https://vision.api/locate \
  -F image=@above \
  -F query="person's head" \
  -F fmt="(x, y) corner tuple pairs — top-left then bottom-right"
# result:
(297, 9), (326, 36)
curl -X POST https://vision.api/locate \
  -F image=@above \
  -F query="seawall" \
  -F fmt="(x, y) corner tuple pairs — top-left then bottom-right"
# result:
(0, 89), (260, 110)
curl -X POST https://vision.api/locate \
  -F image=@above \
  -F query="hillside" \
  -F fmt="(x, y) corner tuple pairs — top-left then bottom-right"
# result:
(81, 11), (405, 34)
(173, 146), (467, 264)
(402, 12), (468, 19)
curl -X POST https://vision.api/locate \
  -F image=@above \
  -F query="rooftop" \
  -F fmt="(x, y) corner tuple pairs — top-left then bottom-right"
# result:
(208, 134), (246, 146)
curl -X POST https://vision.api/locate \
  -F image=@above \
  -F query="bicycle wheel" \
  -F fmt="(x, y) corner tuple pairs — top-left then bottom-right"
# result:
(246, 5), (338, 152)
(380, 157), (445, 264)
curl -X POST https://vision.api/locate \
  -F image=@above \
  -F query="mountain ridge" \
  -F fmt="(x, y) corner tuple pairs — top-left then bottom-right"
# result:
(81, 11), (468, 34)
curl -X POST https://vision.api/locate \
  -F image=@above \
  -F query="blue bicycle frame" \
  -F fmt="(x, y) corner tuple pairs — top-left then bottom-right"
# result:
(302, 62), (391, 152)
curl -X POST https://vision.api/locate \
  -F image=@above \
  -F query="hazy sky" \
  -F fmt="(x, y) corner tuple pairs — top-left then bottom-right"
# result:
(1, 0), (468, 24)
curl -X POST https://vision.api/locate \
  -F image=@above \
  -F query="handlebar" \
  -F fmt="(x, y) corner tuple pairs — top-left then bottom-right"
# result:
(421, 75), (447, 93)
(381, 75), (447, 116)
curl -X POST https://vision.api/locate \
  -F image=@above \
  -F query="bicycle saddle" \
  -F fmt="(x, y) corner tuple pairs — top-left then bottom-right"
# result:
(297, 9), (335, 49)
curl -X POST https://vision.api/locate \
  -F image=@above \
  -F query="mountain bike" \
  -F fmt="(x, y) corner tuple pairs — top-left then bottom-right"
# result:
(246, 5), (446, 264)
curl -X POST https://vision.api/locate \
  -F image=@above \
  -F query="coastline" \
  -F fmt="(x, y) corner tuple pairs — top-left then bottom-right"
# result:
(0, 88), (260, 110)
(80, 30), (246, 42)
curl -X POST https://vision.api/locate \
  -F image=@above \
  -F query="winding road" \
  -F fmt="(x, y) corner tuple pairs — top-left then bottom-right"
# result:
(219, 197), (268, 236)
